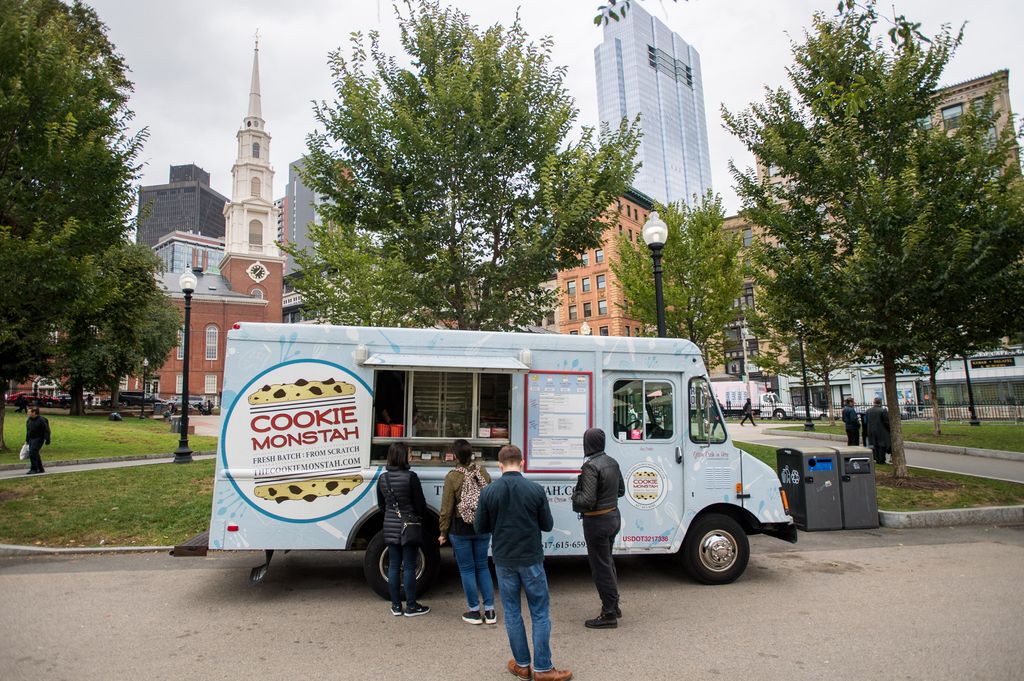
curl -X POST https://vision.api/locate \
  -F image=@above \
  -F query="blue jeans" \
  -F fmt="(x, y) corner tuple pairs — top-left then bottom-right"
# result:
(495, 563), (552, 673)
(387, 543), (418, 608)
(449, 533), (495, 611)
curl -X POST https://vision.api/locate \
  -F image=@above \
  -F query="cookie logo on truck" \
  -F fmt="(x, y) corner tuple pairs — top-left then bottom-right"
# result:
(222, 360), (373, 522)
(625, 462), (668, 510)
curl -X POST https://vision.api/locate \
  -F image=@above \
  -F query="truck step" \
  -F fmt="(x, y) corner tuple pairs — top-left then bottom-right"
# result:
(171, 530), (209, 557)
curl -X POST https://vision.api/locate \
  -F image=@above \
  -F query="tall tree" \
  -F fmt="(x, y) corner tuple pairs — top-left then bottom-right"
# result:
(0, 0), (145, 447)
(52, 245), (179, 415)
(301, 0), (639, 330)
(610, 193), (744, 362)
(724, 1), (1024, 478)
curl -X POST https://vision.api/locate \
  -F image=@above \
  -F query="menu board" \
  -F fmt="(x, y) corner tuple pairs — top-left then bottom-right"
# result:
(524, 371), (592, 472)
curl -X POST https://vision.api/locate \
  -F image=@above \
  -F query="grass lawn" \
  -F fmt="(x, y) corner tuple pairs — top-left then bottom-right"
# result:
(0, 460), (214, 547)
(0, 413), (218, 465)
(736, 441), (1024, 512)
(776, 422), (1024, 453)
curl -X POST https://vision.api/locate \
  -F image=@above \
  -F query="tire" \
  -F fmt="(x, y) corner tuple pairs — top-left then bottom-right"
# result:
(681, 513), (750, 585)
(773, 409), (786, 420)
(362, 531), (440, 601)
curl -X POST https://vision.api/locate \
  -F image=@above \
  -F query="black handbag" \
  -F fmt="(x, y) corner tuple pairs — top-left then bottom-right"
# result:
(382, 473), (423, 546)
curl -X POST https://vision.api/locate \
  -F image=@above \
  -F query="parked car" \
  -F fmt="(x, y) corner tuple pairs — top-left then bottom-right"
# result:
(5, 392), (69, 408)
(117, 391), (169, 408)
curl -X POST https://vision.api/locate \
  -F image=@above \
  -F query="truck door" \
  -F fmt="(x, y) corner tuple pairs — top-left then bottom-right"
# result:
(604, 373), (684, 550)
(688, 376), (744, 508)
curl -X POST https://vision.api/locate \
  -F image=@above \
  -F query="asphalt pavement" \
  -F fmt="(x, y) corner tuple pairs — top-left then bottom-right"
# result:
(1, 525), (1022, 680)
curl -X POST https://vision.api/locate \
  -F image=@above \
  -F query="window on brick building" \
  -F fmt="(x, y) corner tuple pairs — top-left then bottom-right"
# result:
(582, 277), (591, 293)
(598, 299), (607, 315)
(583, 302), (592, 318)
(177, 328), (184, 360)
(205, 325), (218, 360)
(568, 305), (578, 320)
(176, 374), (183, 393)
(599, 326), (609, 336)
(567, 280), (576, 296)
(204, 374), (217, 394)
(581, 253), (589, 266)
(596, 274), (606, 290)
(595, 249), (604, 264)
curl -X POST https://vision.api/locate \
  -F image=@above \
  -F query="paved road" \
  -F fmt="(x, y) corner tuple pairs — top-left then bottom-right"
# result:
(1, 526), (1022, 681)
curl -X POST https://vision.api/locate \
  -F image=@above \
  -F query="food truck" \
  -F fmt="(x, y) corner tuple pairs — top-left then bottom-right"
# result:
(207, 323), (795, 596)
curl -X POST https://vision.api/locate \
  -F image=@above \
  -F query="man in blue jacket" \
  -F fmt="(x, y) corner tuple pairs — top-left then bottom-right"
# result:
(475, 445), (572, 681)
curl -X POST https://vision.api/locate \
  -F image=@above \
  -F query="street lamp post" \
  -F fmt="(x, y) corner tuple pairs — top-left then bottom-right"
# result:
(139, 358), (149, 419)
(962, 356), (981, 427)
(797, 324), (814, 431)
(642, 211), (669, 338)
(175, 268), (197, 464)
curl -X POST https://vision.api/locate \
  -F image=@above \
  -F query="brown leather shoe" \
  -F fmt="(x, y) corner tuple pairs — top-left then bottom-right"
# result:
(508, 659), (532, 680)
(533, 668), (573, 681)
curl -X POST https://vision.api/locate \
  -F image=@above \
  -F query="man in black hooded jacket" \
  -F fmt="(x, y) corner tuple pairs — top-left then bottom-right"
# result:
(571, 428), (624, 629)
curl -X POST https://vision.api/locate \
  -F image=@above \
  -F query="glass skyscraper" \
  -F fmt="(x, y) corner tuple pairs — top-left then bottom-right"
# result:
(594, 3), (712, 206)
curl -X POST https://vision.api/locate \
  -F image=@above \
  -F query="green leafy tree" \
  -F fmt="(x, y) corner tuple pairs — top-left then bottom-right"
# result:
(284, 220), (419, 326)
(0, 0), (145, 447)
(302, 0), (639, 330)
(53, 244), (179, 415)
(724, 2), (1024, 478)
(610, 193), (744, 362)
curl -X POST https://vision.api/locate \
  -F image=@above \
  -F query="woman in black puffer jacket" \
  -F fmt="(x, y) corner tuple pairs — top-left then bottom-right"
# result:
(376, 442), (430, 617)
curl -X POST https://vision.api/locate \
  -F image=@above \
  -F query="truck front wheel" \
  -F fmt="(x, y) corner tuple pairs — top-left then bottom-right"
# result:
(362, 531), (440, 600)
(773, 409), (786, 420)
(681, 514), (749, 585)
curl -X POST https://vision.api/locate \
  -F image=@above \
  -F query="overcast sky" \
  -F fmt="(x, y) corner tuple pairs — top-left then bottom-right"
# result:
(89, 0), (1023, 216)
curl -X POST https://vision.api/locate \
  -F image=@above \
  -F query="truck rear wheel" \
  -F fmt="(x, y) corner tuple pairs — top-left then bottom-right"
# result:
(681, 514), (749, 585)
(362, 531), (440, 600)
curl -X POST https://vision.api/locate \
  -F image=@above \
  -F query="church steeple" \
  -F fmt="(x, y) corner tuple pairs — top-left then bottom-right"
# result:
(247, 38), (262, 124)
(222, 34), (280, 267)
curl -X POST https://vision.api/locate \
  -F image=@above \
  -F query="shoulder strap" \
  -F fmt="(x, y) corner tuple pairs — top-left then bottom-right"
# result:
(381, 472), (403, 518)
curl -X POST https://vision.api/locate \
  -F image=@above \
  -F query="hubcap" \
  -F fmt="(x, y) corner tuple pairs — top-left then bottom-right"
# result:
(698, 530), (738, 573)
(379, 547), (426, 582)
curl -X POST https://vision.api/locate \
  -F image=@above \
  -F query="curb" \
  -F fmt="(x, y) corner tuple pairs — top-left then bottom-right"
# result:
(0, 544), (172, 556)
(764, 429), (1024, 462)
(879, 505), (1024, 529)
(0, 451), (216, 472)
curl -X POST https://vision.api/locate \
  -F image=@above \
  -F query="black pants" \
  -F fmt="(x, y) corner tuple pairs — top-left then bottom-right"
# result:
(582, 509), (621, 615)
(872, 445), (889, 465)
(27, 438), (45, 473)
(739, 413), (755, 426)
(846, 429), (859, 446)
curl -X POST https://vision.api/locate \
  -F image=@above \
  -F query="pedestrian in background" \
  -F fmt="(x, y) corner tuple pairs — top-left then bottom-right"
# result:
(864, 397), (891, 465)
(841, 397), (860, 446)
(438, 439), (496, 626)
(571, 428), (624, 629)
(24, 407), (50, 474)
(14, 394), (28, 413)
(376, 442), (430, 617)
(739, 397), (756, 426)
(475, 445), (572, 681)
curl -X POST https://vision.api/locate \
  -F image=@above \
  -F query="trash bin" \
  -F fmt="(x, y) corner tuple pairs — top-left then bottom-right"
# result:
(153, 402), (166, 417)
(169, 416), (181, 433)
(834, 446), (879, 529)
(776, 446), (843, 531)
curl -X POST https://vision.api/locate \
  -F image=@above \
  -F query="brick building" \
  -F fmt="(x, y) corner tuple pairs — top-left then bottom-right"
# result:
(558, 188), (653, 337)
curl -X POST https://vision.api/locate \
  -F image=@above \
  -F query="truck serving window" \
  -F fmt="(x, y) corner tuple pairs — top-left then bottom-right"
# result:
(612, 379), (674, 441)
(371, 370), (511, 463)
(689, 377), (727, 444)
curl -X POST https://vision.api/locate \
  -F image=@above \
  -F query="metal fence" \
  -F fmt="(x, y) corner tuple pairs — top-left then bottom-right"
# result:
(815, 402), (1024, 423)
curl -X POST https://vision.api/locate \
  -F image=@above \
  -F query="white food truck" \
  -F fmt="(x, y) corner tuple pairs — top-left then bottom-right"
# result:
(204, 323), (795, 596)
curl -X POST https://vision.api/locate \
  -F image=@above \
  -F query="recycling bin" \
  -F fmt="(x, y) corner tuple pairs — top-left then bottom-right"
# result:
(776, 446), (843, 531)
(833, 446), (879, 529)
